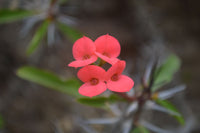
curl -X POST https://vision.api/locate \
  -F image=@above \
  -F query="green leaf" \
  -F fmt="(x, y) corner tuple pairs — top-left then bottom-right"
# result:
(156, 99), (185, 125)
(77, 97), (108, 107)
(132, 126), (149, 133)
(26, 20), (49, 55)
(0, 114), (4, 129)
(0, 9), (34, 23)
(152, 54), (181, 91)
(57, 22), (82, 42)
(16, 66), (82, 97)
(77, 95), (124, 107)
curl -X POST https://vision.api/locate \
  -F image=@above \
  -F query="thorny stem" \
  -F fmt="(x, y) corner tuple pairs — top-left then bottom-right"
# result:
(133, 87), (151, 123)
(133, 61), (157, 124)
(114, 61), (158, 127)
(47, 0), (58, 20)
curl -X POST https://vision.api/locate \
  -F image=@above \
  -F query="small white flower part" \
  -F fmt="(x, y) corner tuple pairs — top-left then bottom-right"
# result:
(76, 118), (98, 133)
(126, 102), (138, 116)
(47, 22), (56, 45)
(23, 0), (50, 12)
(127, 87), (135, 97)
(145, 101), (180, 116)
(158, 85), (186, 100)
(122, 119), (133, 133)
(143, 60), (154, 84)
(58, 15), (77, 26)
(109, 104), (122, 116)
(86, 118), (119, 125)
(20, 14), (46, 37)
(140, 120), (173, 133)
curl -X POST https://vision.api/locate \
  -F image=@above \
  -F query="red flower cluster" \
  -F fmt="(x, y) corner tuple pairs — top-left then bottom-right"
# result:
(68, 34), (134, 97)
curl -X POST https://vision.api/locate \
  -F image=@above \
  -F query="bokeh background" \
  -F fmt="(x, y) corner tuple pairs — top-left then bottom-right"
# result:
(0, 0), (200, 132)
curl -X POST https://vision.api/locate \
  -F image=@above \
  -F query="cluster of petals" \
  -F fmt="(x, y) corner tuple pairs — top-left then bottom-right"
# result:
(68, 34), (134, 97)
(68, 34), (120, 67)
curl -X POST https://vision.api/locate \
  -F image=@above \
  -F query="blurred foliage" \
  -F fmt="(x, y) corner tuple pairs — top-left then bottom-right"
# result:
(156, 98), (185, 125)
(58, 22), (82, 42)
(132, 126), (149, 133)
(17, 66), (82, 97)
(0, 0), (82, 55)
(152, 54), (181, 91)
(26, 20), (49, 55)
(0, 9), (34, 23)
(0, 114), (4, 129)
(77, 95), (124, 108)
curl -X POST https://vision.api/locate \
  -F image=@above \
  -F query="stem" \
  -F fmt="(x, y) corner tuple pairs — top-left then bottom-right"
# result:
(47, 0), (58, 20)
(133, 61), (158, 124)
(133, 90), (150, 123)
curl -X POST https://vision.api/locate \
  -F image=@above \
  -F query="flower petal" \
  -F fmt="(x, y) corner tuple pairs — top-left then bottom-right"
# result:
(95, 52), (119, 65)
(106, 60), (126, 80)
(78, 82), (107, 97)
(95, 34), (121, 58)
(73, 36), (96, 60)
(107, 75), (134, 92)
(68, 55), (97, 67)
(77, 65), (106, 82)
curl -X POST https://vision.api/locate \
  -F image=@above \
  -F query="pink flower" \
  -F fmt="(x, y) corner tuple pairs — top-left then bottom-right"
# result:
(77, 61), (134, 97)
(106, 60), (134, 92)
(68, 36), (98, 68)
(69, 35), (134, 97)
(94, 34), (120, 65)
(77, 65), (107, 97)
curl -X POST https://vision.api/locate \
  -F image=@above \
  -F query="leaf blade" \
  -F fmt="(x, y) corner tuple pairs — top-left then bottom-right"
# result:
(16, 66), (82, 97)
(77, 95), (124, 108)
(26, 20), (49, 55)
(0, 9), (34, 23)
(77, 97), (107, 107)
(156, 99), (185, 125)
(0, 114), (4, 129)
(57, 22), (82, 42)
(132, 126), (149, 133)
(152, 54), (181, 91)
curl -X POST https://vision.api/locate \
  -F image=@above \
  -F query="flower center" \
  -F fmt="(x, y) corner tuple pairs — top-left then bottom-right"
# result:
(90, 78), (99, 85)
(82, 54), (91, 60)
(103, 52), (110, 57)
(111, 74), (118, 81)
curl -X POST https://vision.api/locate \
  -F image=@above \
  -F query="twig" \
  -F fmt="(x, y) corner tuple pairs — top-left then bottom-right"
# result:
(47, 0), (58, 20)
